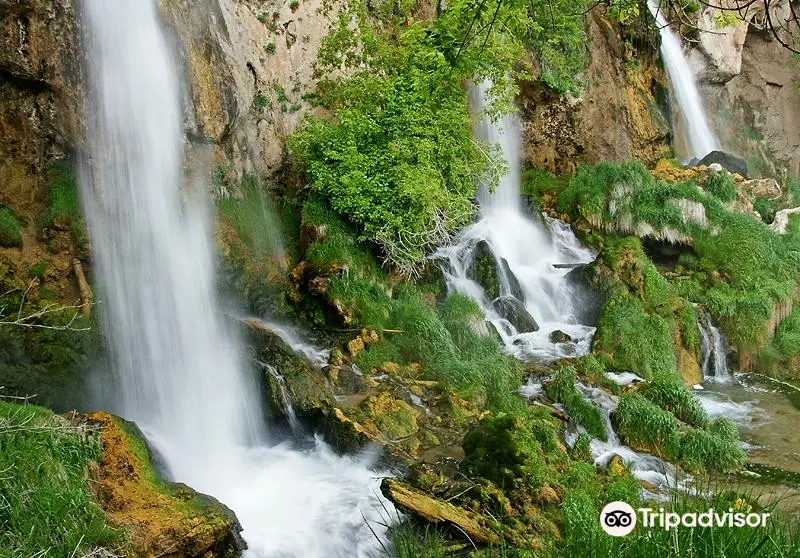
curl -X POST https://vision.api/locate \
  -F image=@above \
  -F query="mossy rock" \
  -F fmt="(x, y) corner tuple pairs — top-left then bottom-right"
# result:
(243, 318), (334, 425)
(88, 412), (245, 557)
(0, 206), (23, 248)
(462, 414), (547, 490)
(467, 240), (502, 301)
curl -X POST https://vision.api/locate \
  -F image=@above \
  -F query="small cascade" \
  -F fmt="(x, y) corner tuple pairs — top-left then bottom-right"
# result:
(260, 362), (304, 436)
(568, 383), (692, 496)
(437, 82), (597, 362)
(249, 317), (331, 368)
(696, 309), (732, 383)
(647, 0), (718, 160)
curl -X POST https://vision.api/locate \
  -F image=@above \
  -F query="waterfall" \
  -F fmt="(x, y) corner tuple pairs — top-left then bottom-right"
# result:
(261, 362), (305, 436)
(80, 2), (392, 556)
(647, 0), (718, 160)
(696, 309), (732, 383)
(437, 82), (596, 362)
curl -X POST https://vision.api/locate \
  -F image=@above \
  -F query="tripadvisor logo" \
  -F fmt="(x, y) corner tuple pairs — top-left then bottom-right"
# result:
(600, 501), (771, 536)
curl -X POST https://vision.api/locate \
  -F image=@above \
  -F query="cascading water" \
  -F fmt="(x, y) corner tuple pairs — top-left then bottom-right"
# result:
(696, 308), (732, 383)
(438, 82), (596, 362)
(647, 0), (718, 160)
(80, 2), (392, 556)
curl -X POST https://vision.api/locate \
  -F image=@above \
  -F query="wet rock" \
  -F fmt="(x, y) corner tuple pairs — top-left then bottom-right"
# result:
(86, 412), (245, 557)
(698, 151), (748, 178)
(381, 479), (498, 544)
(492, 295), (539, 333)
(500, 257), (525, 301)
(550, 330), (572, 344)
(466, 240), (501, 300)
(565, 264), (605, 326)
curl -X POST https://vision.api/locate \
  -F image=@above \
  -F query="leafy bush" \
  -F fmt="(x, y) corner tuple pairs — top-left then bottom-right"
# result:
(0, 401), (123, 554)
(526, 0), (588, 93)
(291, 1), (535, 273)
(642, 372), (708, 427)
(0, 206), (23, 248)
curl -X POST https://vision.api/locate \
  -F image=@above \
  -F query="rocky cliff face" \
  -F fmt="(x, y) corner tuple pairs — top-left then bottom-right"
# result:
(688, 4), (800, 179)
(519, 11), (672, 175)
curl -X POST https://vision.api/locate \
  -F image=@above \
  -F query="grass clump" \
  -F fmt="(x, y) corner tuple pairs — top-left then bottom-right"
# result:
(0, 401), (123, 556)
(545, 365), (607, 441)
(0, 206), (23, 248)
(641, 372), (708, 427)
(678, 418), (746, 473)
(612, 392), (680, 457)
(704, 170), (737, 202)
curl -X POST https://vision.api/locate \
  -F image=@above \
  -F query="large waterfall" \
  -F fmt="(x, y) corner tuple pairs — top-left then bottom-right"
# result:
(647, 0), (718, 160)
(438, 83), (596, 362)
(80, 2), (391, 556)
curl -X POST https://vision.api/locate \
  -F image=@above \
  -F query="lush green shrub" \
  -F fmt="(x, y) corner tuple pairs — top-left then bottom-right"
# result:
(0, 401), (123, 555)
(463, 413), (548, 490)
(612, 393), (680, 457)
(526, 0), (588, 93)
(642, 373), (708, 427)
(0, 206), (23, 248)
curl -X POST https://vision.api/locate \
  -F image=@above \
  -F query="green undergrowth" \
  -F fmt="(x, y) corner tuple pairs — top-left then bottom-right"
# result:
(535, 160), (800, 367)
(640, 372), (707, 427)
(40, 160), (87, 251)
(300, 197), (522, 412)
(218, 173), (284, 261)
(0, 401), (124, 556)
(0, 288), (96, 411)
(589, 236), (699, 379)
(612, 392), (746, 472)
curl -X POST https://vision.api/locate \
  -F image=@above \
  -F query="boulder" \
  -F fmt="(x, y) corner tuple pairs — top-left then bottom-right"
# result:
(87, 412), (245, 557)
(693, 5), (749, 83)
(466, 240), (501, 300)
(492, 295), (539, 333)
(500, 257), (525, 301)
(550, 330), (572, 344)
(698, 151), (748, 178)
(771, 207), (800, 234)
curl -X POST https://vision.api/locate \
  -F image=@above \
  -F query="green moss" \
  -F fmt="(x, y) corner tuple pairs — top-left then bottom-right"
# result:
(41, 160), (86, 249)
(0, 206), (23, 248)
(462, 413), (548, 490)
(0, 401), (124, 555)
(545, 365), (606, 440)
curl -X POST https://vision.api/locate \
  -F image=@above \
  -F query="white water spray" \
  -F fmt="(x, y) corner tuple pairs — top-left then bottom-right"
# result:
(80, 2), (392, 556)
(647, 0), (718, 160)
(438, 82), (596, 362)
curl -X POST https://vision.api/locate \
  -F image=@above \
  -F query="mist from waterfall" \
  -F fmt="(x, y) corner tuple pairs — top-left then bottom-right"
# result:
(647, 0), (718, 160)
(437, 82), (596, 362)
(79, 2), (392, 556)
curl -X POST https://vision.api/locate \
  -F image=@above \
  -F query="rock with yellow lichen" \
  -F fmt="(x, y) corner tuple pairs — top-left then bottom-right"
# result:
(87, 412), (245, 557)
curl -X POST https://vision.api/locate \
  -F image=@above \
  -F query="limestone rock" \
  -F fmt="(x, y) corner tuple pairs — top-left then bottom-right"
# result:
(381, 479), (498, 544)
(771, 207), (800, 234)
(347, 337), (365, 357)
(694, 4), (749, 83)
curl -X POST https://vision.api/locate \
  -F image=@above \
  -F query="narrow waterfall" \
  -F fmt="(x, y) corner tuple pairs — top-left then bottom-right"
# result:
(697, 309), (732, 383)
(647, 0), (718, 160)
(80, 2), (392, 556)
(438, 82), (596, 362)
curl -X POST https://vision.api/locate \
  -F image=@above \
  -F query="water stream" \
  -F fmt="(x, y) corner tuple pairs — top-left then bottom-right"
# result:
(696, 308), (732, 383)
(79, 2), (393, 556)
(647, 0), (718, 160)
(437, 82), (597, 362)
